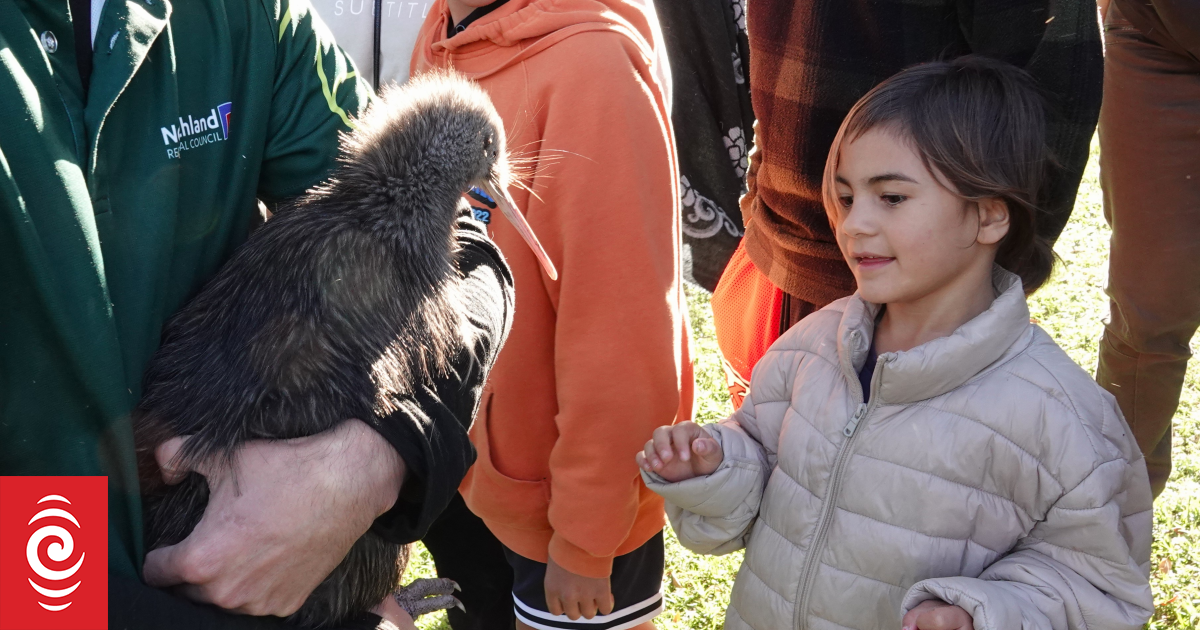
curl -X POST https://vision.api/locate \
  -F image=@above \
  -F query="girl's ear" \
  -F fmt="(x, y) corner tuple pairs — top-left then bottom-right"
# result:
(976, 197), (1010, 246)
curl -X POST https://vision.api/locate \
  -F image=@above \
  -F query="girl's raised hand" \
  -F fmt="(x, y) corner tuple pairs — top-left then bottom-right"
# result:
(637, 422), (723, 483)
(902, 600), (974, 630)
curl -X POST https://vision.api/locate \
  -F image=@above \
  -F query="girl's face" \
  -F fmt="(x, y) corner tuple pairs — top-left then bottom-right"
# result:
(832, 127), (1007, 306)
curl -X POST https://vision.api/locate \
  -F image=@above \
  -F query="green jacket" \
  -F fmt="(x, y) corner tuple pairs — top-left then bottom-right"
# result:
(0, 0), (369, 580)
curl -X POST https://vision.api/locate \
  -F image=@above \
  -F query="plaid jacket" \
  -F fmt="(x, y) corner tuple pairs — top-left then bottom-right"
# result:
(741, 0), (1103, 306)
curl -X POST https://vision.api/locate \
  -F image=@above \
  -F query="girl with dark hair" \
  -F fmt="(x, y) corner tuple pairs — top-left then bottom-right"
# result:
(635, 57), (1153, 630)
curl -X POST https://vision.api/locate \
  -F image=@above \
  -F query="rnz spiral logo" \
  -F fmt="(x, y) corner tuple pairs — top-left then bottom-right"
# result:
(28, 494), (85, 611)
(1, 476), (107, 630)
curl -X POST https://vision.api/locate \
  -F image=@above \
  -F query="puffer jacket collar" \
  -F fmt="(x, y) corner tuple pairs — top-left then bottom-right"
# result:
(837, 266), (1034, 405)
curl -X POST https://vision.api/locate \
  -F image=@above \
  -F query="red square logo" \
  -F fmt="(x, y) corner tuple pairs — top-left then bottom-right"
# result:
(0, 477), (108, 630)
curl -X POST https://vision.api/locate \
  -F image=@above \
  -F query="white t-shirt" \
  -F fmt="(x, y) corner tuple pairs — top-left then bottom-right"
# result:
(310, 0), (434, 88)
(92, 0), (107, 46)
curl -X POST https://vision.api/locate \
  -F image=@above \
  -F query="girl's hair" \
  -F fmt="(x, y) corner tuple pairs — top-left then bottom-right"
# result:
(822, 55), (1056, 294)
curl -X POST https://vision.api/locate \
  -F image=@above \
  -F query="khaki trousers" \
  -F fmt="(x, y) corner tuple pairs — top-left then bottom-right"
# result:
(1096, 5), (1200, 498)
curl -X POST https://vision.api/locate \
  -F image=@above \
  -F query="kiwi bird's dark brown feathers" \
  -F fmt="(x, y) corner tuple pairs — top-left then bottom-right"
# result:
(134, 71), (507, 628)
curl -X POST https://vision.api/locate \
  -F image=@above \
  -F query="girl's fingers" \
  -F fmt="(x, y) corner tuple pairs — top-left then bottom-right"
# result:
(642, 440), (662, 469)
(695, 436), (720, 458)
(546, 594), (563, 617)
(644, 424), (719, 471)
(671, 427), (693, 462)
(916, 610), (947, 630)
(600, 592), (615, 616)
(916, 606), (971, 630)
(901, 602), (927, 629)
(652, 426), (674, 462)
(693, 437), (724, 472)
(902, 600), (946, 630)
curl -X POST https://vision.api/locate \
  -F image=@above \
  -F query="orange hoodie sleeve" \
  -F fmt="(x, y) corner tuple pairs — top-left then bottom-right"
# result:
(523, 31), (689, 578)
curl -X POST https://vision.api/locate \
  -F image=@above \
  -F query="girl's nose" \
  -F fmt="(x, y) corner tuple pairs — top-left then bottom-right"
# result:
(839, 203), (874, 238)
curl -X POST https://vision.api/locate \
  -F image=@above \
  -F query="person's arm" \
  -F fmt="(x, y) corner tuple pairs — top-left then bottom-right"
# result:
(110, 573), (392, 630)
(367, 211), (515, 544)
(901, 402), (1154, 630)
(520, 33), (686, 580)
(256, 0), (372, 205)
(958, 0), (1103, 242)
(143, 419), (406, 616)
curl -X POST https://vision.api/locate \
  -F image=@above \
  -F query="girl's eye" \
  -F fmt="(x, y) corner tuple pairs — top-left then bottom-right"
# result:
(838, 195), (853, 209)
(881, 194), (907, 206)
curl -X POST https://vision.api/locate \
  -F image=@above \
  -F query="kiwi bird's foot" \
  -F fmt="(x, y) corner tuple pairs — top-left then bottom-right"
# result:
(393, 578), (464, 618)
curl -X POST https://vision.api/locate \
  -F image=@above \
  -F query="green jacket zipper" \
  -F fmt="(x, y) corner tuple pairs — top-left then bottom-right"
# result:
(793, 347), (886, 629)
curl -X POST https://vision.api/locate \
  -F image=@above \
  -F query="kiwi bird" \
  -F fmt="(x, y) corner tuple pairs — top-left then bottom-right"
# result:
(133, 71), (552, 628)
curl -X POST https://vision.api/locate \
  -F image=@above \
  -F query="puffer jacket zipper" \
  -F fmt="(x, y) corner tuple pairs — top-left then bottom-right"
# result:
(793, 338), (887, 629)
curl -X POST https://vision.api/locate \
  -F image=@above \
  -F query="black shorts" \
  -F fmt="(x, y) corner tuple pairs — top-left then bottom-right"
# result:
(502, 532), (664, 630)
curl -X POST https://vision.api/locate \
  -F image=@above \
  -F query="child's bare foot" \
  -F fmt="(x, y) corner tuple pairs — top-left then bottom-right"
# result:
(636, 422), (723, 482)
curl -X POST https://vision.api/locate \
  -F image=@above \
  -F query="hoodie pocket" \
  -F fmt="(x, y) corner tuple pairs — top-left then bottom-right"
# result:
(464, 390), (553, 531)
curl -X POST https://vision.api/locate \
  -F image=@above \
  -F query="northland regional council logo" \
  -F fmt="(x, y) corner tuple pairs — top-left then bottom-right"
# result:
(161, 102), (232, 159)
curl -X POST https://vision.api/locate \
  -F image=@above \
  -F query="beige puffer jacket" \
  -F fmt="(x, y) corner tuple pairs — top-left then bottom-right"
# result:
(646, 269), (1153, 630)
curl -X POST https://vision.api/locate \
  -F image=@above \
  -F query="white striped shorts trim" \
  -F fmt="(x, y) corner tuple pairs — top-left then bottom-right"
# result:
(512, 591), (663, 630)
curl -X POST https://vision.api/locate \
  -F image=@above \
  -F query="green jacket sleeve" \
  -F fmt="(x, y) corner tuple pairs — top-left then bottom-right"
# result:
(257, 0), (371, 203)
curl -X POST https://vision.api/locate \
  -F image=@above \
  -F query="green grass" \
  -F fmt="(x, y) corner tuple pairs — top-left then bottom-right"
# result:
(412, 139), (1199, 629)
(1030, 141), (1200, 630)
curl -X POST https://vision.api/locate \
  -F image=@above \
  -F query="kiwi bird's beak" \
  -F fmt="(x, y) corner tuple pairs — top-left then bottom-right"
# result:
(482, 181), (558, 281)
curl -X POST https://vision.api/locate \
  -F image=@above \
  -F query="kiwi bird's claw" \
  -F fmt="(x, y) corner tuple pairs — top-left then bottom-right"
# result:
(393, 592), (463, 618)
(399, 577), (459, 598)
(393, 578), (463, 618)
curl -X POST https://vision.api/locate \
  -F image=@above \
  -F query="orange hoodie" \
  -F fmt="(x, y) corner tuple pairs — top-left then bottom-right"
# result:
(412, 0), (693, 578)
